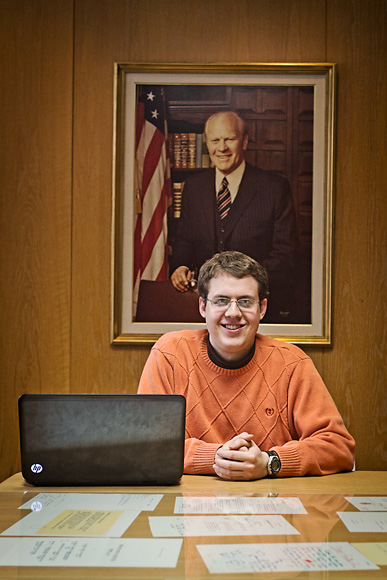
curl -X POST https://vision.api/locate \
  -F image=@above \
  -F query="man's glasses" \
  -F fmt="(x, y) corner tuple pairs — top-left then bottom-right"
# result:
(206, 297), (260, 311)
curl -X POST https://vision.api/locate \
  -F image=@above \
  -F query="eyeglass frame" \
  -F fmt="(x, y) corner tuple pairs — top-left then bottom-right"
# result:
(205, 296), (261, 311)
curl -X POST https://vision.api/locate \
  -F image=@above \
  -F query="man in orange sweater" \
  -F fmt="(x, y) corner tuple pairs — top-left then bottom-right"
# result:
(138, 251), (355, 480)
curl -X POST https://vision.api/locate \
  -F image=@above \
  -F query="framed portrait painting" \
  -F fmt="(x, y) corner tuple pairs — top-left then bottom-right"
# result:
(111, 63), (336, 345)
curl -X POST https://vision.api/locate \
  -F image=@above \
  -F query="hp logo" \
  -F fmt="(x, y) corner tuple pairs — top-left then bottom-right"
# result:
(30, 463), (43, 474)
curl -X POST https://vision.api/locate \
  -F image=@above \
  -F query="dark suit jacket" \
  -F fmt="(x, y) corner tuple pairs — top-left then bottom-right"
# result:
(170, 163), (297, 281)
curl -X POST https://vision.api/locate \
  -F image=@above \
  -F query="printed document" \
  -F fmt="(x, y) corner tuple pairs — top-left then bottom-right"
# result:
(174, 496), (306, 514)
(351, 543), (387, 565)
(2, 508), (140, 538)
(19, 492), (162, 512)
(337, 511), (387, 533)
(149, 515), (299, 537)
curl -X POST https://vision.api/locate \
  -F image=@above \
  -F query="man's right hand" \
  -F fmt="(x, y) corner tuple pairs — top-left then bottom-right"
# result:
(171, 266), (192, 292)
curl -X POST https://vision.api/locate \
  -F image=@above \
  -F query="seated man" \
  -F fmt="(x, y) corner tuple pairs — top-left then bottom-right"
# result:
(138, 251), (355, 480)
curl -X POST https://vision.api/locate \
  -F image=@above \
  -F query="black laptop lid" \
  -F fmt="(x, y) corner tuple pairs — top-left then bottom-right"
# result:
(18, 394), (186, 486)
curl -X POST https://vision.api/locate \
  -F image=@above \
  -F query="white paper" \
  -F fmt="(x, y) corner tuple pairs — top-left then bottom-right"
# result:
(174, 496), (306, 514)
(345, 496), (387, 511)
(0, 537), (182, 567)
(149, 515), (299, 537)
(338, 512), (387, 533)
(197, 542), (379, 574)
(2, 507), (140, 538)
(19, 492), (162, 512)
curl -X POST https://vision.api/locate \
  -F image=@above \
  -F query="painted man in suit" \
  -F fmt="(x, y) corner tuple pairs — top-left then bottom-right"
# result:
(170, 111), (298, 320)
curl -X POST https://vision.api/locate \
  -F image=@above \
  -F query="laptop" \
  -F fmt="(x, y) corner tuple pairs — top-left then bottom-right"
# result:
(18, 393), (186, 486)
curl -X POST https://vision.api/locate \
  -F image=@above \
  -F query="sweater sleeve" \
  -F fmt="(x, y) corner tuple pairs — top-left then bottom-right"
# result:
(272, 358), (355, 477)
(137, 345), (221, 475)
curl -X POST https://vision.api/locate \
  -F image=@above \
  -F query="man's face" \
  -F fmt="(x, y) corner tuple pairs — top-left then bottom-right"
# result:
(205, 114), (248, 175)
(199, 273), (267, 363)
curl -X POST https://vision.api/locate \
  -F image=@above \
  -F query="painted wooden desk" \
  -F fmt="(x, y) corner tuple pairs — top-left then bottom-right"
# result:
(0, 471), (386, 579)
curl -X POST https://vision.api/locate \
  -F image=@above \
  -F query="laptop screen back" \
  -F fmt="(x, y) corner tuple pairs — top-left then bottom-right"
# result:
(18, 394), (186, 486)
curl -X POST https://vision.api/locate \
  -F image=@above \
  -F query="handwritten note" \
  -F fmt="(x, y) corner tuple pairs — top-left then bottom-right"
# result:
(197, 542), (379, 574)
(0, 537), (182, 567)
(345, 496), (387, 511)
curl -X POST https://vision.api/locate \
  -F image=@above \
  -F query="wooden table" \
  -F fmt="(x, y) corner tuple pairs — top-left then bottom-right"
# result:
(0, 471), (386, 579)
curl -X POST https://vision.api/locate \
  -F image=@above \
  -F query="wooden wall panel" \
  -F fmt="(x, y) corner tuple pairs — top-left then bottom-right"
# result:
(71, 1), (154, 394)
(0, 0), (74, 481)
(320, 0), (387, 468)
(0, 0), (385, 481)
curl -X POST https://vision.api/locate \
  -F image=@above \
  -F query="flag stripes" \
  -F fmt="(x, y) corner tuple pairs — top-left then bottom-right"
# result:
(133, 86), (171, 297)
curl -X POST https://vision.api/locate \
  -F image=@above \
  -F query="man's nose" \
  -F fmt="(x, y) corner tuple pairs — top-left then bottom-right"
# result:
(225, 301), (242, 315)
(218, 138), (228, 151)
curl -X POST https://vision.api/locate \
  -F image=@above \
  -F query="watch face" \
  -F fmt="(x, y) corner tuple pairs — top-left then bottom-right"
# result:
(268, 454), (281, 475)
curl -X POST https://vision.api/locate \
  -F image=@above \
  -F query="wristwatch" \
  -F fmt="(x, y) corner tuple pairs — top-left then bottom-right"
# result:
(266, 451), (281, 476)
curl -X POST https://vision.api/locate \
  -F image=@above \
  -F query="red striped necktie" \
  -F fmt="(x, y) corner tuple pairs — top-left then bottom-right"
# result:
(217, 177), (231, 219)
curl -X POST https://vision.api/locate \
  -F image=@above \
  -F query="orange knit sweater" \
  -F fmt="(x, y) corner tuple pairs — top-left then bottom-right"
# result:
(138, 330), (355, 477)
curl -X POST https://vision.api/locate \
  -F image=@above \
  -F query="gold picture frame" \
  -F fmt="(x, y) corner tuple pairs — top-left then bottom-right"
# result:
(112, 63), (336, 345)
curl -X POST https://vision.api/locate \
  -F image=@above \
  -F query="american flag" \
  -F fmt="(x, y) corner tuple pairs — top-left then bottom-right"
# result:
(133, 85), (171, 299)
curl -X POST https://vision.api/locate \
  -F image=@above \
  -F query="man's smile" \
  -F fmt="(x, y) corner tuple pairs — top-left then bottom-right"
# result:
(222, 323), (245, 331)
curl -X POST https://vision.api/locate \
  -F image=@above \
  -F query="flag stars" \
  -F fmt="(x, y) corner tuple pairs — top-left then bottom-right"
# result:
(147, 91), (155, 101)
(151, 109), (160, 119)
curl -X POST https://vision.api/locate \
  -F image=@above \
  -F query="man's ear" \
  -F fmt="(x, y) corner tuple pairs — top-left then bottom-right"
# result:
(199, 296), (207, 319)
(259, 298), (268, 321)
(242, 134), (249, 151)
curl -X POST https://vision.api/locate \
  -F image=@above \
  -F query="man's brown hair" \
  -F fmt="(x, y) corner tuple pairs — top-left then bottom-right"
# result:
(197, 251), (269, 302)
